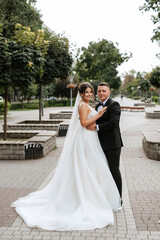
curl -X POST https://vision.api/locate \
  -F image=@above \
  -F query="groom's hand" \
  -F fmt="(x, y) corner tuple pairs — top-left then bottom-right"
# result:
(86, 123), (96, 131)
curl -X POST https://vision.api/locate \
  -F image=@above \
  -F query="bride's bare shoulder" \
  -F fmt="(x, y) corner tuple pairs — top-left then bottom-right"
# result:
(78, 102), (89, 112)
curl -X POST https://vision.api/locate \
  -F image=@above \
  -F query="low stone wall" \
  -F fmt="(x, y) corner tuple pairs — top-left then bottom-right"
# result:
(120, 106), (145, 112)
(134, 103), (156, 107)
(0, 130), (41, 139)
(50, 111), (73, 119)
(0, 141), (26, 160)
(7, 123), (58, 131)
(5, 119), (69, 136)
(142, 131), (160, 161)
(19, 120), (62, 124)
(145, 109), (160, 119)
(0, 130), (57, 160)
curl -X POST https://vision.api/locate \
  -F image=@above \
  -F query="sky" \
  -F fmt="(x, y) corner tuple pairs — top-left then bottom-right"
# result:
(36, 0), (159, 77)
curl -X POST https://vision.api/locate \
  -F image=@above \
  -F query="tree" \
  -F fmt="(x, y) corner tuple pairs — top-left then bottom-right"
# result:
(54, 79), (70, 98)
(75, 39), (132, 89)
(149, 66), (160, 102)
(0, 25), (36, 140)
(139, 79), (151, 99)
(122, 70), (136, 90)
(43, 35), (73, 84)
(14, 24), (49, 121)
(39, 34), (72, 115)
(13, 24), (72, 122)
(149, 66), (160, 88)
(0, 0), (42, 37)
(140, 0), (160, 57)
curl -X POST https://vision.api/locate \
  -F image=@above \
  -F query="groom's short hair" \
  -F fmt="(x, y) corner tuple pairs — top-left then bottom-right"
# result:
(98, 82), (110, 89)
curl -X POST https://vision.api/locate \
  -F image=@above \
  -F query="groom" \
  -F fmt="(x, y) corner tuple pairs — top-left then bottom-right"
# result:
(87, 82), (123, 204)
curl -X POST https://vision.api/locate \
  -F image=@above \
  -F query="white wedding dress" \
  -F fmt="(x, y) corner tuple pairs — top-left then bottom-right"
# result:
(11, 96), (121, 231)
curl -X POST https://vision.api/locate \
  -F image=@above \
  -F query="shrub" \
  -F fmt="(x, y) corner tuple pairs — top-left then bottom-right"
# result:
(0, 102), (11, 114)
(152, 96), (159, 103)
(10, 98), (75, 110)
(10, 103), (23, 110)
(10, 101), (48, 110)
(47, 99), (74, 107)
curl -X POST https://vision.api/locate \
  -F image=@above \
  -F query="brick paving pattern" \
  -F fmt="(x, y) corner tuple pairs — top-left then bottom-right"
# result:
(0, 99), (160, 239)
(0, 188), (35, 227)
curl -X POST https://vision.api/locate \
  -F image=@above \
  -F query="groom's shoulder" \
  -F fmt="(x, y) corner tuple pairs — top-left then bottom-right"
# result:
(109, 98), (120, 107)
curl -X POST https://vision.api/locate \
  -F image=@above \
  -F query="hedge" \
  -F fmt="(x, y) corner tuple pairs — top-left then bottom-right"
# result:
(0, 102), (11, 114)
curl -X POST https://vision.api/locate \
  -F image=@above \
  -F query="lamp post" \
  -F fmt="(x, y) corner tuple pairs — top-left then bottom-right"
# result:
(137, 86), (141, 98)
(42, 87), (44, 116)
(150, 86), (155, 102)
(131, 87), (134, 96)
(68, 71), (75, 107)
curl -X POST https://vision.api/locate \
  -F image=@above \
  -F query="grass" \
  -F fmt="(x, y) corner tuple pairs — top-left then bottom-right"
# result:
(53, 146), (58, 151)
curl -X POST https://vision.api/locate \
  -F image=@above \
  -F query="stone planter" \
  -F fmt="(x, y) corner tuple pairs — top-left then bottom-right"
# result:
(145, 109), (160, 119)
(0, 130), (57, 160)
(142, 131), (160, 161)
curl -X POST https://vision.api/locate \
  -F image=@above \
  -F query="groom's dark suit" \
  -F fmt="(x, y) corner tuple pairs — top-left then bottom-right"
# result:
(96, 98), (123, 197)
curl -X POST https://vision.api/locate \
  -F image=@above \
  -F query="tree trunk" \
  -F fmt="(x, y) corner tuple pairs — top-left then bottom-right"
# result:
(3, 86), (8, 140)
(21, 97), (24, 109)
(39, 84), (42, 123)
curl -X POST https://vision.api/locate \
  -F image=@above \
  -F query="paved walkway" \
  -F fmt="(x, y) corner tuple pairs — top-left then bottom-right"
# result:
(0, 96), (160, 240)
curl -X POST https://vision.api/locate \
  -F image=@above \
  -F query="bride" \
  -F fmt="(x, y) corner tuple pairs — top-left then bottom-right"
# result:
(11, 82), (121, 231)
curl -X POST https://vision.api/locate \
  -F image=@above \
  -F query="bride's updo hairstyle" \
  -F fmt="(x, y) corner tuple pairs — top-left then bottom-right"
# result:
(78, 82), (94, 95)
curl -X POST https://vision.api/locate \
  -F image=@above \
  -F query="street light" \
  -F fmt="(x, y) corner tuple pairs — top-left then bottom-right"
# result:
(150, 86), (155, 102)
(137, 86), (141, 98)
(67, 71), (76, 107)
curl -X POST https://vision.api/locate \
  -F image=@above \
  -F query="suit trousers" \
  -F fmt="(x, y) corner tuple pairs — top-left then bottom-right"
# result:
(103, 148), (122, 198)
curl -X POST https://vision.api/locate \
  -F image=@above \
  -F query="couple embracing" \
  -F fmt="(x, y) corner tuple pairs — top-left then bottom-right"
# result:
(11, 82), (123, 231)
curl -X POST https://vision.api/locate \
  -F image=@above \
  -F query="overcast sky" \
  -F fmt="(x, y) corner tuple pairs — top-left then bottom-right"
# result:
(36, 0), (159, 76)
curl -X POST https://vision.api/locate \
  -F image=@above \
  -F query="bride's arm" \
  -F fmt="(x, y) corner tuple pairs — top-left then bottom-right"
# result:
(79, 103), (106, 127)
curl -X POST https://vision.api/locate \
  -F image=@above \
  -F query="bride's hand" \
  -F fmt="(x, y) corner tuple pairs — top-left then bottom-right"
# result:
(98, 106), (107, 117)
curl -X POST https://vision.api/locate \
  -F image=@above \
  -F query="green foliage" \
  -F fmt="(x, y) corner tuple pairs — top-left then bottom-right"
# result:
(10, 100), (48, 110)
(149, 66), (160, 88)
(139, 79), (151, 91)
(0, 26), (39, 89)
(13, 24), (49, 85)
(47, 99), (75, 107)
(140, 0), (160, 57)
(54, 79), (70, 98)
(10, 99), (73, 109)
(42, 35), (73, 86)
(0, 101), (10, 114)
(75, 39), (132, 89)
(0, 0), (42, 38)
(11, 42), (37, 88)
(23, 84), (37, 100)
(152, 96), (159, 102)
(0, 35), (12, 86)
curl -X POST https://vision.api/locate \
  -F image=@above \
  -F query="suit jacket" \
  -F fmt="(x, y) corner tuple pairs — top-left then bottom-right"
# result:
(96, 98), (123, 151)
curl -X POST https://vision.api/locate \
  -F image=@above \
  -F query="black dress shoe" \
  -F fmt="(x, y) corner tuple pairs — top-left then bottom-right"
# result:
(118, 199), (123, 211)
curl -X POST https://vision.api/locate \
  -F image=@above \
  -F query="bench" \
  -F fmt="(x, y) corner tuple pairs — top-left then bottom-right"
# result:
(121, 106), (145, 112)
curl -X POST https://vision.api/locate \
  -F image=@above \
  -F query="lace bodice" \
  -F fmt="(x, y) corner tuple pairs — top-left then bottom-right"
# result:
(87, 107), (98, 119)
(79, 102), (97, 120)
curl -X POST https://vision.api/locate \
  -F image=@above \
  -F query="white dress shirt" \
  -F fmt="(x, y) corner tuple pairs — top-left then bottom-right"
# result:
(96, 97), (109, 131)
